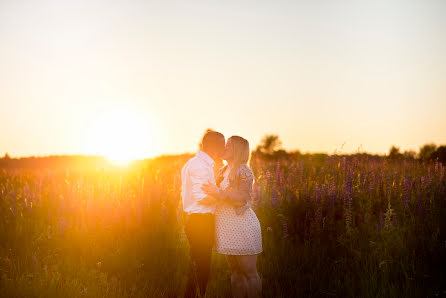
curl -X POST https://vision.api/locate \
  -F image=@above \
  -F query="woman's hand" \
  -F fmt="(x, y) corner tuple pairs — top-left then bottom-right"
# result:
(201, 183), (221, 198)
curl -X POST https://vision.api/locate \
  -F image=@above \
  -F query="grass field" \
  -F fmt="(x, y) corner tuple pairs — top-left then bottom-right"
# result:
(1, 154), (445, 297)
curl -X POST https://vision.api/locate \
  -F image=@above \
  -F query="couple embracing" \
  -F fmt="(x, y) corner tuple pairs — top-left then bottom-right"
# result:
(181, 131), (263, 298)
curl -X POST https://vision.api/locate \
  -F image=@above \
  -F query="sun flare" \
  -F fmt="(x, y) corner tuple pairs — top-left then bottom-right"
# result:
(85, 106), (156, 165)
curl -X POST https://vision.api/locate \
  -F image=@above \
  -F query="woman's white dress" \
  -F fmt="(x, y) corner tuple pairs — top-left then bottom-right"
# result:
(214, 168), (263, 255)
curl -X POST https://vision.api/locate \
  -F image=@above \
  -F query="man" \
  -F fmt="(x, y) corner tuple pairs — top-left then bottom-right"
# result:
(181, 131), (225, 298)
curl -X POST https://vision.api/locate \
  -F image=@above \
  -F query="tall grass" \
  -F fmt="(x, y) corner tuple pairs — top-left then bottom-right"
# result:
(0, 155), (445, 297)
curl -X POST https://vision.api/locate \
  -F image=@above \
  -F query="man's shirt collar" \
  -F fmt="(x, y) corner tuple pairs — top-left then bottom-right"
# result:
(197, 150), (215, 167)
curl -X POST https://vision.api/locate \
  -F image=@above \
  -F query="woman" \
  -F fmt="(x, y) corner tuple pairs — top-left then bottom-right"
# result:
(202, 136), (262, 298)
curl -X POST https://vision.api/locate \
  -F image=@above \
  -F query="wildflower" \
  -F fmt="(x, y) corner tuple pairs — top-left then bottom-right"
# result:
(343, 170), (354, 202)
(315, 207), (323, 229)
(265, 170), (271, 186)
(279, 171), (285, 188)
(384, 201), (394, 229)
(275, 162), (281, 186)
(314, 184), (322, 205)
(368, 177), (375, 193)
(282, 222), (289, 238)
(402, 177), (411, 208)
(341, 156), (347, 170)
(271, 189), (279, 209)
(297, 165), (303, 184)
(328, 181), (337, 209)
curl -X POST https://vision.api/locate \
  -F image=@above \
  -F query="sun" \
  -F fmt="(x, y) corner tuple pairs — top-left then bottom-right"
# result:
(85, 106), (156, 165)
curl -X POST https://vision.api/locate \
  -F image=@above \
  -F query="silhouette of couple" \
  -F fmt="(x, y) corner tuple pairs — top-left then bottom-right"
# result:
(181, 131), (262, 297)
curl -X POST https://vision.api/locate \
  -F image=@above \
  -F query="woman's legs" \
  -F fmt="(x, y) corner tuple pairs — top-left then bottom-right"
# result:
(226, 255), (248, 298)
(236, 255), (261, 298)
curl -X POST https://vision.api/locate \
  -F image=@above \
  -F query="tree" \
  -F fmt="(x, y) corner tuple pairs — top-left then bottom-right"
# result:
(388, 145), (403, 160)
(430, 146), (446, 164)
(419, 143), (437, 161)
(403, 150), (416, 159)
(256, 134), (282, 154)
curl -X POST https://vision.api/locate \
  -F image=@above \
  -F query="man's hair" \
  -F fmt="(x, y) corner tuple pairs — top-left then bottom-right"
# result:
(201, 130), (225, 152)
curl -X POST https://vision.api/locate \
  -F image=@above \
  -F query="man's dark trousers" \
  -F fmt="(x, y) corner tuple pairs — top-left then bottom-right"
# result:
(184, 212), (215, 298)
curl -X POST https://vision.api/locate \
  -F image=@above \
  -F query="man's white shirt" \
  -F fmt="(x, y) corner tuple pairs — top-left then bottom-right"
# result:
(181, 150), (217, 214)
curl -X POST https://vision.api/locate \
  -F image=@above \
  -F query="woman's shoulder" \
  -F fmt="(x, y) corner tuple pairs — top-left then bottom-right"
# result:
(237, 164), (253, 180)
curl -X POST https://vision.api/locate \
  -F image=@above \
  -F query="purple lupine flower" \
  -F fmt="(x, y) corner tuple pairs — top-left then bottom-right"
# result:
(297, 164), (304, 184)
(343, 171), (354, 232)
(282, 222), (289, 238)
(328, 181), (337, 209)
(420, 176), (425, 189)
(368, 175), (375, 194)
(287, 171), (295, 189)
(315, 207), (323, 229)
(265, 170), (271, 186)
(275, 162), (281, 187)
(33, 252), (37, 269)
(402, 177), (411, 208)
(343, 169), (353, 204)
(341, 156), (347, 170)
(314, 183), (322, 205)
(360, 172), (367, 190)
(279, 171), (285, 188)
(271, 189), (279, 209)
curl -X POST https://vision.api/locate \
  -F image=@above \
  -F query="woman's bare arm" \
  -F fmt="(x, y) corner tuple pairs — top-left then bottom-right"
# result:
(218, 166), (253, 207)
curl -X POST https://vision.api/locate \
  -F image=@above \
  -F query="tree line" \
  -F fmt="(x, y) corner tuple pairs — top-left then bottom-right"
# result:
(1, 134), (445, 168)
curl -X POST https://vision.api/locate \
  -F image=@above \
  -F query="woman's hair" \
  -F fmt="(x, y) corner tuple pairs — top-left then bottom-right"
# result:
(228, 136), (250, 182)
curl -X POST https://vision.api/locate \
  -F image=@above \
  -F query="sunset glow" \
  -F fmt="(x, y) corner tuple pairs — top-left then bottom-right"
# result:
(85, 106), (155, 164)
(1, 1), (445, 158)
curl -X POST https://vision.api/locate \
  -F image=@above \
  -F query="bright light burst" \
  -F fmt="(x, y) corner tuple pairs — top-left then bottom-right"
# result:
(85, 106), (155, 165)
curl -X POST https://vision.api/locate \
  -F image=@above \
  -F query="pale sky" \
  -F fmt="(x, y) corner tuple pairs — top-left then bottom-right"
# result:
(1, 0), (445, 160)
